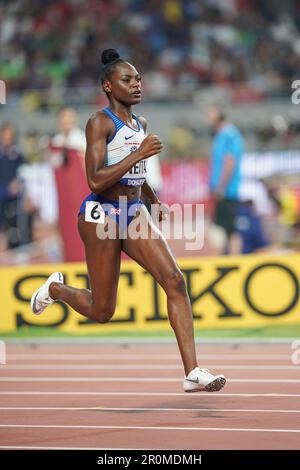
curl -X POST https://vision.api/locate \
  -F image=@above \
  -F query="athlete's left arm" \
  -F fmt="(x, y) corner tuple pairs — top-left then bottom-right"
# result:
(141, 179), (159, 204)
(142, 180), (169, 221)
(139, 116), (168, 221)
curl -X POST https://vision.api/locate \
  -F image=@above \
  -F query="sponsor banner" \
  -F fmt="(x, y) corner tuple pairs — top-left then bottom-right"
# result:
(0, 253), (300, 333)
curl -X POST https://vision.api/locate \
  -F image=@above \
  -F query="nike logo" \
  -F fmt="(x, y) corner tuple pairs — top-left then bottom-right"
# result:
(186, 378), (200, 384)
(125, 135), (134, 140)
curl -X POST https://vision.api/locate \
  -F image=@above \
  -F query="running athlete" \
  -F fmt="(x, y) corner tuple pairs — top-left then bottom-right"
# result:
(30, 49), (226, 393)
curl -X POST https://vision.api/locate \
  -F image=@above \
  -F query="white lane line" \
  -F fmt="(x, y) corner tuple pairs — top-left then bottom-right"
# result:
(2, 364), (299, 370)
(0, 424), (299, 433)
(0, 406), (299, 413)
(1, 391), (300, 397)
(0, 377), (299, 383)
(6, 354), (292, 361)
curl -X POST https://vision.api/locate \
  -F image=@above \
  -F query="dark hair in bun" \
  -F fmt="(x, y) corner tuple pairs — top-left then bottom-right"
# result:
(101, 48), (124, 83)
(101, 49), (120, 65)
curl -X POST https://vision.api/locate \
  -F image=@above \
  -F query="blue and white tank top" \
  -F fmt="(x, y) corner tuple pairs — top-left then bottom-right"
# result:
(103, 107), (147, 186)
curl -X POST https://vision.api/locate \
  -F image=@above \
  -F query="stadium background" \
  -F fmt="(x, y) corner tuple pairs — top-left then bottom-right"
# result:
(1, 0), (300, 337)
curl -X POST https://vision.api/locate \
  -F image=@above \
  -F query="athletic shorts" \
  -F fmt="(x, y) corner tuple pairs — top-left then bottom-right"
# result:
(79, 193), (143, 231)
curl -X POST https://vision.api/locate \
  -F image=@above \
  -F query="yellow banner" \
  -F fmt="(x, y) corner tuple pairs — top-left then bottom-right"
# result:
(0, 253), (300, 333)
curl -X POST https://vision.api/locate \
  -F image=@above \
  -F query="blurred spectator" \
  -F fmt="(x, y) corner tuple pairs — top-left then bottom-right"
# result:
(49, 107), (88, 262)
(0, 122), (26, 249)
(208, 104), (244, 254)
(262, 177), (300, 249)
(256, 115), (300, 151)
(48, 106), (86, 222)
(168, 122), (196, 158)
(1, 0), (300, 101)
(50, 107), (86, 168)
(235, 199), (270, 254)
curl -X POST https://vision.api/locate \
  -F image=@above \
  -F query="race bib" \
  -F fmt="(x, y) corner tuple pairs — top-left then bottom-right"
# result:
(85, 201), (105, 224)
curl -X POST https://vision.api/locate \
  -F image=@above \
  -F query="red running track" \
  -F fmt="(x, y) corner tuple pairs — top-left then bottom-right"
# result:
(0, 341), (299, 450)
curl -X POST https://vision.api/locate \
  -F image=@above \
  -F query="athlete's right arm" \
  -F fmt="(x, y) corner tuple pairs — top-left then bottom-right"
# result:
(85, 113), (163, 194)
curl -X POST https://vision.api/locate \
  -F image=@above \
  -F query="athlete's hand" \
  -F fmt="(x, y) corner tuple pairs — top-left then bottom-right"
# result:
(152, 201), (169, 222)
(157, 202), (169, 222)
(137, 134), (163, 160)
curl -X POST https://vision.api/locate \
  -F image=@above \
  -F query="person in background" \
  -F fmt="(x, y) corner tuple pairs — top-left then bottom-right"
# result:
(0, 122), (25, 249)
(207, 104), (244, 254)
(261, 177), (300, 250)
(49, 107), (89, 262)
(50, 107), (86, 167)
(235, 199), (270, 254)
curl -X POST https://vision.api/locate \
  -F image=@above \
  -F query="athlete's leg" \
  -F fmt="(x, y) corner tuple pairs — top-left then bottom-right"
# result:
(49, 215), (122, 323)
(122, 206), (197, 375)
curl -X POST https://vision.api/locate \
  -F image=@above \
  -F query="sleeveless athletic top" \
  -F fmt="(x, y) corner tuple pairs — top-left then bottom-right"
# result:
(103, 107), (147, 186)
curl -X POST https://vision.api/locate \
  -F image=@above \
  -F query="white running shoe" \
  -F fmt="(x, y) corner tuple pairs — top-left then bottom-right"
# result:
(30, 272), (64, 315)
(184, 367), (226, 393)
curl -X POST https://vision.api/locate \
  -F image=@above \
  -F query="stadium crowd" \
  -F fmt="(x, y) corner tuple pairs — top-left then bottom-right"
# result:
(1, 0), (300, 100)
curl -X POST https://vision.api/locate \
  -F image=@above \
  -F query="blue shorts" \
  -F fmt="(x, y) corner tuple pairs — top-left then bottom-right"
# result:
(79, 193), (143, 231)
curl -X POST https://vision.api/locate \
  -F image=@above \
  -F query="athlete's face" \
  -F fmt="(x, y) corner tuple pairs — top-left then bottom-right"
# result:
(0, 125), (16, 146)
(104, 63), (142, 105)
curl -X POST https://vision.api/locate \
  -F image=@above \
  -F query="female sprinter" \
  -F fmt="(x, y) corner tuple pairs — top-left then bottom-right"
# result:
(30, 49), (226, 393)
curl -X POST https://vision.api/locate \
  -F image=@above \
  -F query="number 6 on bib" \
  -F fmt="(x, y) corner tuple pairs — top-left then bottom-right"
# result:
(85, 201), (105, 224)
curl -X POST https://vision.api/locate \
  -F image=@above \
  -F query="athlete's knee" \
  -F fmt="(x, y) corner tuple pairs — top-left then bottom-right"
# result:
(164, 269), (186, 294)
(91, 303), (116, 324)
